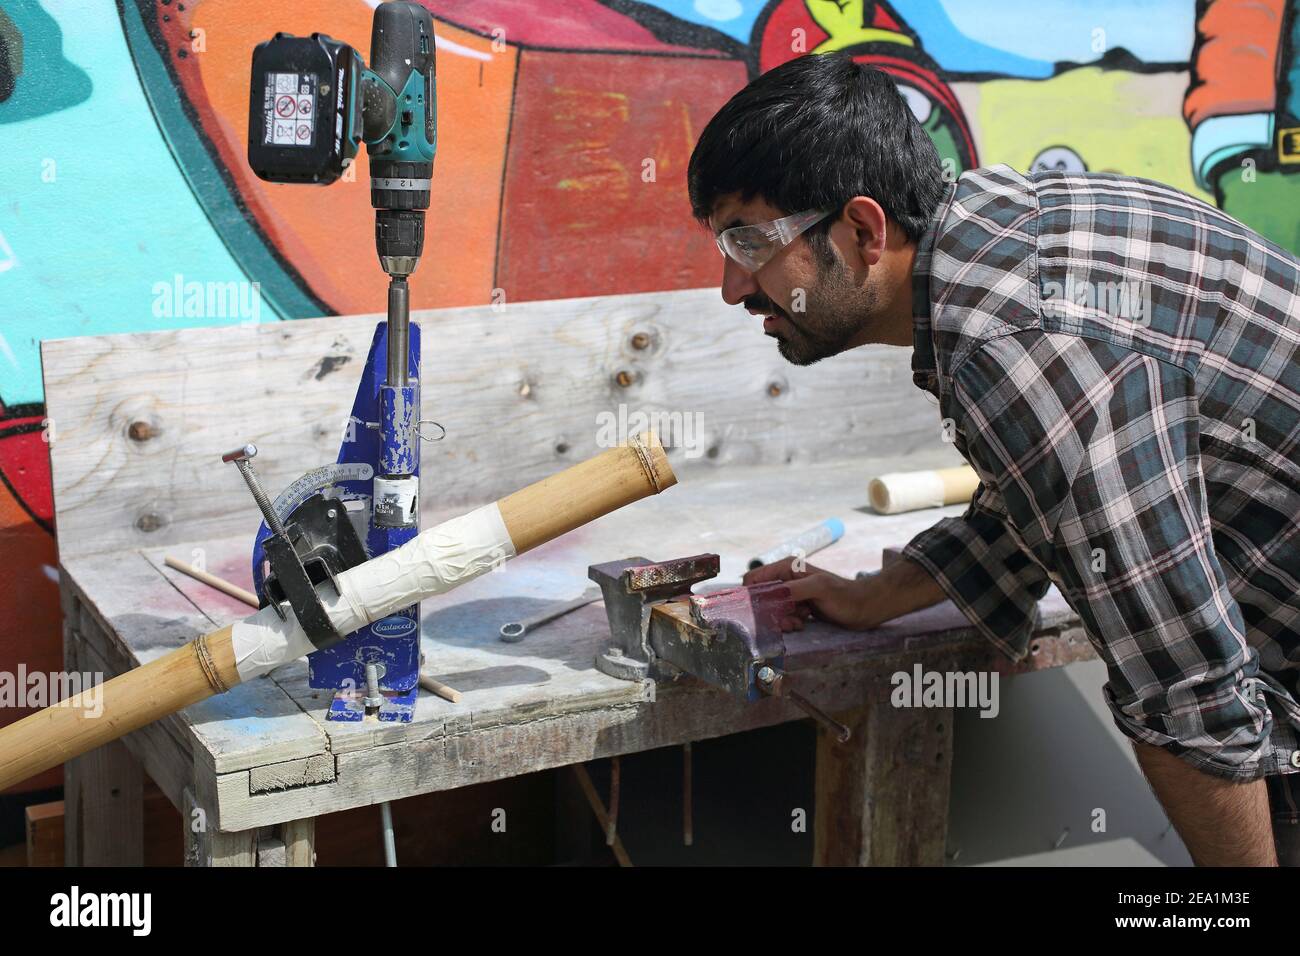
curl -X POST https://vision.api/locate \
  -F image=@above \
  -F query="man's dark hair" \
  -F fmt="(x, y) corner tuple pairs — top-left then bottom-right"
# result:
(688, 53), (946, 245)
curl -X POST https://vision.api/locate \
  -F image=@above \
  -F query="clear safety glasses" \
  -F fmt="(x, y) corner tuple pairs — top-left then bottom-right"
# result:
(714, 208), (832, 273)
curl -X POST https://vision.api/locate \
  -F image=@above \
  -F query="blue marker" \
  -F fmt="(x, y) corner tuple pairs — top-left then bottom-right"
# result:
(748, 518), (845, 571)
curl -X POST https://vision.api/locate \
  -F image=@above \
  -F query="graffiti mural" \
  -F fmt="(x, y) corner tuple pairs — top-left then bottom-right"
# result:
(1186, 0), (1300, 251)
(1, 0), (1297, 792)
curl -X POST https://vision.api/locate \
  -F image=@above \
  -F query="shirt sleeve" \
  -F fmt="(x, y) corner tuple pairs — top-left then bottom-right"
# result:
(900, 482), (1052, 661)
(953, 332), (1279, 780)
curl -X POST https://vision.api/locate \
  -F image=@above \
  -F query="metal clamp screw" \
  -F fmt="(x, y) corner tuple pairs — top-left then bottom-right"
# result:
(222, 443), (286, 536)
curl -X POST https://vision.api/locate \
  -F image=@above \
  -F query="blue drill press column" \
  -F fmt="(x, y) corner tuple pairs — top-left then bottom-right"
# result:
(310, 318), (423, 721)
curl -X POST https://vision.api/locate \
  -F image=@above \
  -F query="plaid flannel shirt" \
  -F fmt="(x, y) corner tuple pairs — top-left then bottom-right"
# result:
(901, 165), (1300, 780)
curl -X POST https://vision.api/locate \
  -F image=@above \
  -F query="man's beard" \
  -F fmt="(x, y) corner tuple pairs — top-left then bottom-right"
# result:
(744, 263), (871, 367)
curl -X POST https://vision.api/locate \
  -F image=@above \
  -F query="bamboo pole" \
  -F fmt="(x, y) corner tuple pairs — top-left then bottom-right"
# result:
(0, 434), (675, 792)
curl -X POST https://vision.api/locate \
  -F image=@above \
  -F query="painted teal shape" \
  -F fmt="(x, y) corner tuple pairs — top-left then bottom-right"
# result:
(0, 0), (93, 123)
(0, 2), (274, 407)
(116, 0), (329, 323)
(925, 0), (1193, 75)
(875, 0), (1057, 78)
(637, 0), (1189, 79)
(1191, 113), (1274, 191)
(636, 0), (767, 43)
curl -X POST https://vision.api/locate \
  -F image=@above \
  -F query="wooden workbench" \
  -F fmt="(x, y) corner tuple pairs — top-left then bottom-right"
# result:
(43, 289), (1091, 866)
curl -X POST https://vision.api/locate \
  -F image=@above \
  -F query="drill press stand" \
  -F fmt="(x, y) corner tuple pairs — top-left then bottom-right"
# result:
(250, 320), (423, 721)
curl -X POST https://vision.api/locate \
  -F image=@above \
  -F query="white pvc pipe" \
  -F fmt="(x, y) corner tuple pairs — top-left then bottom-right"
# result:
(867, 466), (980, 515)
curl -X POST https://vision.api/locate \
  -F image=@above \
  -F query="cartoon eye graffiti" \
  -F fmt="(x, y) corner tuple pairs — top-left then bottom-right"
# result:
(895, 83), (933, 125)
(1030, 146), (1088, 174)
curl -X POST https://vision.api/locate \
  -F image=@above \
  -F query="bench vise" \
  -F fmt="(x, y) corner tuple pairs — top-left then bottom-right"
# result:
(588, 554), (851, 740)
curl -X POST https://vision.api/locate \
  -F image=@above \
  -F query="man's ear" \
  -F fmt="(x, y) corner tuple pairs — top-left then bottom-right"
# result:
(839, 196), (888, 268)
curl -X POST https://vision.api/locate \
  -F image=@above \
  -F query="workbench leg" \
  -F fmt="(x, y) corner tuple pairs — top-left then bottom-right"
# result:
(280, 818), (316, 866)
(63, 601), (144, 866)
(64, 739), (144, 866)
(253, 827), (314, 868)
(813, 699), (953, 866)
(182, 786), (256, 866)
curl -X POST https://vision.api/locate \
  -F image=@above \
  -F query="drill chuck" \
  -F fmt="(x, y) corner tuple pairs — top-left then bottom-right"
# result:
(375, 209), (425, 278)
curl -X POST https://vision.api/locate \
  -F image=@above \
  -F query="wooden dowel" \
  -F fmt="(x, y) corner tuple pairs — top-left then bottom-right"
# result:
(683, 741), (693, 847)
(937, 465), (980, 503)
(417, 673), (462, 703)
(867, 465), (979, 515)
(164, 556), (259, 608)
(605, 755), (620, 846)
(572, 764), (632, 867)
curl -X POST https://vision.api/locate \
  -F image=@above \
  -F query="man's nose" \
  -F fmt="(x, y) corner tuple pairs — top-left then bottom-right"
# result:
(720, 256), (758, 306)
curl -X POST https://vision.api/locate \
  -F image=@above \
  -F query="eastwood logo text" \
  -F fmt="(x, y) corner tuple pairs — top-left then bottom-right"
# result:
(372, 615), (417, 637)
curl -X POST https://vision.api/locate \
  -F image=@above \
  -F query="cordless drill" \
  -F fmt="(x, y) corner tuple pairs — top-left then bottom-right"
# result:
(247, 0), (436, 283)
(242, 2), (438, 722)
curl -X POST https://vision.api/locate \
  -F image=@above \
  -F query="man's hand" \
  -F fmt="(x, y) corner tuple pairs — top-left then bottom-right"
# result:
(743, 554), (951, 633)
(742, 557), (874, 631)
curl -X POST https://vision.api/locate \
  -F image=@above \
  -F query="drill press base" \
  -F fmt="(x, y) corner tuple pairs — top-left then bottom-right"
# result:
(327, 685), (420, 722)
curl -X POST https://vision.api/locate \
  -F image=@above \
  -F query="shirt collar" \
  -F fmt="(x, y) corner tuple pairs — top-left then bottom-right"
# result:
(910, 184), (954, 400)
